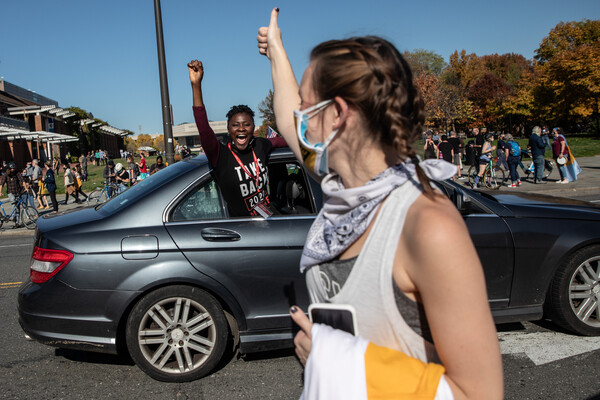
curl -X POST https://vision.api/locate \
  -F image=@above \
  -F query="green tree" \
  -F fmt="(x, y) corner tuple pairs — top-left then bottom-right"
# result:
(404, 49), (447, 76)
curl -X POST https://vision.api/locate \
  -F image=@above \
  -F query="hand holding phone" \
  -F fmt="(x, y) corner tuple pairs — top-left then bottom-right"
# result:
(308, 303), (358, 336)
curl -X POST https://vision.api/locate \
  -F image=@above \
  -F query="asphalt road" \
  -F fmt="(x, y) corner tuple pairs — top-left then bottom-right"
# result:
(2, 236), (600, 399)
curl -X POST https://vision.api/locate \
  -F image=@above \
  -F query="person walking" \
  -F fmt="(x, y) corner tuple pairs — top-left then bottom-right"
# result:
(79, 153), (88, 181)
(553, 127), (581, 183)
(73, 165), (88, 201)
(423, 132), (437, 160)
(258, 9), (502, 399)
(447, 131), (463, 179)
(505, 134), (522, 187)
(63, 163), (79, 204)
(137, 152), (148, 180)
(496, 132), (509, 172)
(528, 126), (547, 184)
(44, 161), (58, 212)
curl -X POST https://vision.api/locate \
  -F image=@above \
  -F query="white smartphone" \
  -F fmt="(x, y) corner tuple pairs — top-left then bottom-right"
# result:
(308, 303), (358, 336)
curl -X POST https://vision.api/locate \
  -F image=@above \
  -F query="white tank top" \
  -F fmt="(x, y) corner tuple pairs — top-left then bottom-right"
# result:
(306, 181), (439, 363)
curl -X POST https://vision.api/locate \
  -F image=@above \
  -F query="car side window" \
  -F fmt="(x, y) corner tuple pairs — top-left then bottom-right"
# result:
(267, 160), (316, 215)
(172, 179), (225, 221)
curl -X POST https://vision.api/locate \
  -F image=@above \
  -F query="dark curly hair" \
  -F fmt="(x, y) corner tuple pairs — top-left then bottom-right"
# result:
(310, 36), (434, 197)
(226, 105), (255, 125)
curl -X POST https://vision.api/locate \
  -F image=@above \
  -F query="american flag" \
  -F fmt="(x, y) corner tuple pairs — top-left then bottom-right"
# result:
(267, 126), (278, 139)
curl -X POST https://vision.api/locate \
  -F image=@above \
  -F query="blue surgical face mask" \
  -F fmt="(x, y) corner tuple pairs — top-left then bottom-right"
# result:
(293, 99), (338, 176)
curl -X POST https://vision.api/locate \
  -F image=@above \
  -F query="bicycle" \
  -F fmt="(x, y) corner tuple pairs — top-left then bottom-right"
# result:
(467, 158), (506, 190)
(0, 192), (39, 230)
(87, 182), (122, 205)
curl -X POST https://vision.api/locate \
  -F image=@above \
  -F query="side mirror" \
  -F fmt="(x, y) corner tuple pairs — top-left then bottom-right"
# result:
(454, 188), (471, 214)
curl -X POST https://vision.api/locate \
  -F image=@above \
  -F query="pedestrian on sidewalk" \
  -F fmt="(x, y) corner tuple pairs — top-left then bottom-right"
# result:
(528, 126), (547, 184)
(74, 165), (88, 201)
(63, 163), (79, 204)
(44, 161), (58, 212)
(505, 134), (522, 187)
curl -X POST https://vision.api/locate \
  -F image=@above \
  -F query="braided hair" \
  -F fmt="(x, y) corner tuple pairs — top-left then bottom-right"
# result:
(309, 36), (434, 197)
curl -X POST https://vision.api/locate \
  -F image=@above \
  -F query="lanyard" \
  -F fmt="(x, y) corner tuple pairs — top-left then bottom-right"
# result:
(228, 143), (261, 193)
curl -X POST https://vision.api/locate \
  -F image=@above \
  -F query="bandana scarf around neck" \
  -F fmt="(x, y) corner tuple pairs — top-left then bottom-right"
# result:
(299, 158), (456, 273)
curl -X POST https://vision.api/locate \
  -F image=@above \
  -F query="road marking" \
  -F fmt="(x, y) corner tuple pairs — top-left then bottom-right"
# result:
(498, 330), (600, 365)
(0, 244), (32, 248)
(0, 281), (22, 288)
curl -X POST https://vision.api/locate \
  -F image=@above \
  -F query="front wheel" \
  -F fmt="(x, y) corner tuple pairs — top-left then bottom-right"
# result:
(484, 166), (505, 190)
(126, 285), (228, 382)
(87, 189), (108, 205)
(20, 206), (39, 229)
(545, 245), (600, 336)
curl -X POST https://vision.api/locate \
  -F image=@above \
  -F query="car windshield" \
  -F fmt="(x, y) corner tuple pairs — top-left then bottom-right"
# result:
(96, 160), (197, 215)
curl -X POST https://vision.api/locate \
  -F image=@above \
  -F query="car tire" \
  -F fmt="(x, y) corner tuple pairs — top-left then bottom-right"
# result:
(545, 245), (600, 336)
(126, 285), (228, 382)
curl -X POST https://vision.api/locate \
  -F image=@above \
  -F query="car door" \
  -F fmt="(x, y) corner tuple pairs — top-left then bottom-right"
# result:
(164, 159), (315, 333)
(441, 183), (515, 309)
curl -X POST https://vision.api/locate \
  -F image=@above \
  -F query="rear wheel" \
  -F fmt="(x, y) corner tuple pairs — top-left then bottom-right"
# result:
(467, 165), (478, 186)
(545, 245), (600, 336)
(126, 285), (228, 382)
(21, 206), (38, 229)
(484, 166), (505, 190)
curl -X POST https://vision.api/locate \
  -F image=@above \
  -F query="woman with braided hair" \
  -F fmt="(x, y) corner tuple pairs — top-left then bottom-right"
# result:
(258, 8), (502, 400)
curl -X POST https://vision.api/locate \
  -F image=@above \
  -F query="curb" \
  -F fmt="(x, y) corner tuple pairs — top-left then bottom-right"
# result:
(0, 229), (36, 237)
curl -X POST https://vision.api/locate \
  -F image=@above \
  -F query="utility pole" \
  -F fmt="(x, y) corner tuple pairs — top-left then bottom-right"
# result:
(154, 0), (175, 165)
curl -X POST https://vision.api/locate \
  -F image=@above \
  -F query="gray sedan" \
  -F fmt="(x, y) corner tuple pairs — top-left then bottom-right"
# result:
(18, 149), (600, 382)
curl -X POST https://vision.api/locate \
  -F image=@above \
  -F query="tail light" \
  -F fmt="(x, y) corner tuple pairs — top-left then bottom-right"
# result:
(30, 246), (74, 284)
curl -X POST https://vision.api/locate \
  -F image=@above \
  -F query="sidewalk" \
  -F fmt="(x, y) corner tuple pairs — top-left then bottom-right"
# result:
(1, 156), (599, 237)
(459, 155), (600, 198)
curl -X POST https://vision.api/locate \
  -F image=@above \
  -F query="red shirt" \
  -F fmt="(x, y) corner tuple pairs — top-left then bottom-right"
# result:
(139, 157), (147, 173)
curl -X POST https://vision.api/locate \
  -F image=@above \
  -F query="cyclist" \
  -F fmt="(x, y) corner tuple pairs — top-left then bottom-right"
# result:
(0, 162), (28, 217)
(472, 134), (496, 189)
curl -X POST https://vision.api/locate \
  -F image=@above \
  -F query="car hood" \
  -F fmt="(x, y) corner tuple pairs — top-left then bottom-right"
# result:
(488, 191), (600, 220)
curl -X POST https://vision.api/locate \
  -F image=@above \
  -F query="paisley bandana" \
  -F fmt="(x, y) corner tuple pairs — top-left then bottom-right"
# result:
(300, 158), (456, 272)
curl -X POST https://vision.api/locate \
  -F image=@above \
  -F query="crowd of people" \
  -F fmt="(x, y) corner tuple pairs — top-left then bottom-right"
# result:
(421, 124), (581, 189)
(0, 149), (165, 216)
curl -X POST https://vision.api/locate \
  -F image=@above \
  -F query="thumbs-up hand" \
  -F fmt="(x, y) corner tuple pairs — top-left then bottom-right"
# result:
(257, 7), (281, 59)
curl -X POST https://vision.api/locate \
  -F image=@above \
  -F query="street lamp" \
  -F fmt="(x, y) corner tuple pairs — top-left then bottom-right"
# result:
(154, 0), (175, 165)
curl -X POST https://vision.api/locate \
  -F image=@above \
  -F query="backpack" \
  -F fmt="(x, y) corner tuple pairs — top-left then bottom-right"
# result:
(509, 141), (520, 157)
(134, 164), (140, 178)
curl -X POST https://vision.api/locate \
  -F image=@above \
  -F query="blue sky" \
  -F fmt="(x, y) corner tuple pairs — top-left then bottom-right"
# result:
(1, 0), (598, 136)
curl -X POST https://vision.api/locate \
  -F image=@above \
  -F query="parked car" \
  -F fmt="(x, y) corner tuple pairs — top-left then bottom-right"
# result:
(18, 149), (600, 382)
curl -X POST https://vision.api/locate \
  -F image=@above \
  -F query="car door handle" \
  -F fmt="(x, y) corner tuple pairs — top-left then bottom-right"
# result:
(201, 228), (241, 241)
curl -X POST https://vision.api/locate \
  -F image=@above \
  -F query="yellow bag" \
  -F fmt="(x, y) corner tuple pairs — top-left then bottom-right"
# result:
(39, 181), (49, 195)
(75, 178), (82, 190)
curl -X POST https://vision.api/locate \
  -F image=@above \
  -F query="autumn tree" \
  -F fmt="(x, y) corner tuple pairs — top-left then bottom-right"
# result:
(533, 20), (600, 133)
(136, 134), (154, 148)
(257, 89), (277, 133)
